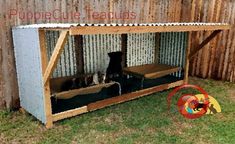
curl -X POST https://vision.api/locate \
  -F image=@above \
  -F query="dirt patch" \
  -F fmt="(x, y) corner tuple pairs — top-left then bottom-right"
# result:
(0, 134), (7, 144)
(104, 113), (123, 124)
(228, 89), (235, 102)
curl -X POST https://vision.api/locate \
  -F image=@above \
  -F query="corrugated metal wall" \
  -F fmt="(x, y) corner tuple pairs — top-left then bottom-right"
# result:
(1, 0), (235, 108)
(127, 33), (155, 67)
(46, 32), (186, 78)
(83, 34), (122, 74)
(46, 31), (77, 78)
(159, 32), (188, 77)
(46, 33), (122, 76)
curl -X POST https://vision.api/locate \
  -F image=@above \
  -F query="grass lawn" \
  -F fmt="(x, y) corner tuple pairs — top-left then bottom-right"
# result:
(1, 77), (235, 144)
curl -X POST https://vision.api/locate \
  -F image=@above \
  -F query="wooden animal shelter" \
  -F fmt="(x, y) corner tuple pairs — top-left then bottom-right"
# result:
(12, 23), (231, 128)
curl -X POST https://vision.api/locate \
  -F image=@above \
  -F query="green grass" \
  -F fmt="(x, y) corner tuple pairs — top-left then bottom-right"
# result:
(1, 77), (235, 144)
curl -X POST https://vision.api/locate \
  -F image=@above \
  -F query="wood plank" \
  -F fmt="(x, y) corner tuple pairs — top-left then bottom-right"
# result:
(121, 34), (127, 67)
(210, 0), (223, 78)
(189, 0), (198, 76)
(53, 82), (120, 99)
(39, 30), (48, 73)
(88, 80), (184, 111)
(52, 106), (88, 122)
(189, 30), (222, 59)
(2, 0), (19, 109)
(222, 3), (234, 80)
(69, 25), (231, 35)
(154, 33), (160, 64)
(206, 0), (217, 78)
(195, 0), (205, 77)
(44, 82), (53, 129)
(123, 64), (180, 79)
(0, 0), (4, 108)
(43, 30), (69, 85)
(74, 35), (84, 74)
(184, 32), (192, 83)
(38, 29), (53, 128)
(40, 28), (70, 31)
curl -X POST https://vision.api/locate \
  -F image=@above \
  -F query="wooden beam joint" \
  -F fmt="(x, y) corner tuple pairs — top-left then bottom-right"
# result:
(43, 30), (69, 85)
(189, 30), (222, 59)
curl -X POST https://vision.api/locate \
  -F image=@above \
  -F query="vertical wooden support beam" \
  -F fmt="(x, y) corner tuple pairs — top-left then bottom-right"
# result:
(184, 32), (191, 83)
(39, 30), (53, 128)
(74, 35), (84, 74)
(121, 34), (127, 67)
(43, 30), (69, 85)
(154, 33), (160, 64)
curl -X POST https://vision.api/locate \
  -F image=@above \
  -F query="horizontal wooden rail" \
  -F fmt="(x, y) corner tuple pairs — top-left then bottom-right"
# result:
(51, 80), (184, 122)
(88, 80), (184, 111)
(69, 25), (230, 35)
(52, 106), (88, 122)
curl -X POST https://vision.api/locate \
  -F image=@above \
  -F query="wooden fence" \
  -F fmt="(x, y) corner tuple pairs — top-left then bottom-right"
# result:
(0, 0), (234, 109)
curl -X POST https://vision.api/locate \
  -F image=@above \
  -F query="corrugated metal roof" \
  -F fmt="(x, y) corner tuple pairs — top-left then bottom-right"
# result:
(15, 22), (229, 29)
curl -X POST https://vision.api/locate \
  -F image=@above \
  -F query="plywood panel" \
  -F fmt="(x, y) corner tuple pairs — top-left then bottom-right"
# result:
(12, 28), (46, 123)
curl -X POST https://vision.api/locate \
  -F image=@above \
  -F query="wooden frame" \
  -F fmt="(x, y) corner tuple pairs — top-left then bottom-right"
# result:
(53, 82), (121, 99)
(39, 30), (53, 128)
(69, 25), (230, 35)
(189, 30), (222, 59)
(37, 23), (230, 128)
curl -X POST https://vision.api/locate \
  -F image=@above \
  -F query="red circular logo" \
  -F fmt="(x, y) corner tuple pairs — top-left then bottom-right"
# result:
(167, 84), (209, 119)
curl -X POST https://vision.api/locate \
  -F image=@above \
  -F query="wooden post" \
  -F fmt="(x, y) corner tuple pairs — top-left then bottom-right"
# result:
(155, 33), (160, 64)
(74, 35), (84, 74)
(39, 30), (53, 128)
(184, 32), (191, 84)
(121, 34), (127, 68)
(43, 30), (69, 85)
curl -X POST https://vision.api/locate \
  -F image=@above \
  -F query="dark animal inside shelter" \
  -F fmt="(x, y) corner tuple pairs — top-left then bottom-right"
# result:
(106, 51), (123, 81)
